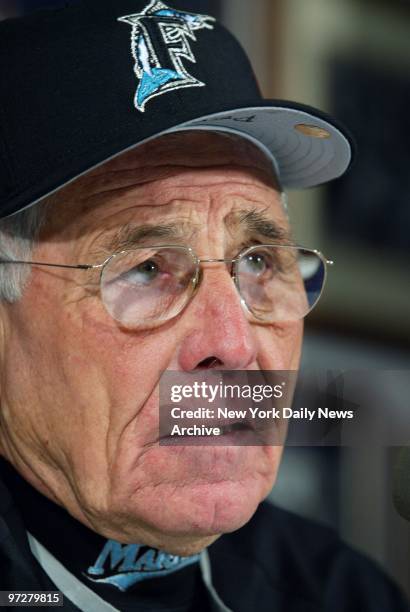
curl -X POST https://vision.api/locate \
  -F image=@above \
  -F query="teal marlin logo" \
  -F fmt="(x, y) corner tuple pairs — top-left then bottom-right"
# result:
(86, 540), (200, 591)
(118, 1), (215, 112)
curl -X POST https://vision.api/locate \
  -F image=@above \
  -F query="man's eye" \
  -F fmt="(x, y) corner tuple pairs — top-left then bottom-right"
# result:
(122, 259), (162, 285)
(242, 253), (272, 277)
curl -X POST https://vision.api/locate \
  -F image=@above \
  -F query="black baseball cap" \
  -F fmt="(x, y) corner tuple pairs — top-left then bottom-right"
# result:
(0, 0), (355, 218)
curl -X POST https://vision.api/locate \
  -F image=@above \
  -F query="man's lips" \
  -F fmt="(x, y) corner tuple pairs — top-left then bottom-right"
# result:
(159, 419), (254, 441)
(159, 403), (255, 435)
(157, 404), (281, 445)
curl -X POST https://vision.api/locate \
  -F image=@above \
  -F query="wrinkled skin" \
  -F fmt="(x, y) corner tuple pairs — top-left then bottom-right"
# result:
(0, 132), (302, 555)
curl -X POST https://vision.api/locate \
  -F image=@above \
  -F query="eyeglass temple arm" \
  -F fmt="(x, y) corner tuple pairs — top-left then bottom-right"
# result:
(0, 260), (96, 270)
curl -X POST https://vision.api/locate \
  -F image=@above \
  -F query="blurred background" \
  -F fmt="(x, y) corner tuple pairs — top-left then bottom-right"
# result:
(212, 1), (410, 597)
(2, 0), (410, 598)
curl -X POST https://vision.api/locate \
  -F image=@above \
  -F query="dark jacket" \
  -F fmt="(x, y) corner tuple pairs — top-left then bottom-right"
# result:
(0, 474), (409, 611)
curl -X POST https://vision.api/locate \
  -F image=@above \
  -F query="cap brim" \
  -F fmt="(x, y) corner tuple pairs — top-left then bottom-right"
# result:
(170, 102), (354, 190)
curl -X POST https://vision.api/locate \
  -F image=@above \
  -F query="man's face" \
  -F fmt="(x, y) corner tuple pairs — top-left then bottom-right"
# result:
(0, 132), (303, 555)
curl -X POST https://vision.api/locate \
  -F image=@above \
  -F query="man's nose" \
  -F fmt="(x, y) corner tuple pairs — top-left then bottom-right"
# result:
(177, 266), (258, 371)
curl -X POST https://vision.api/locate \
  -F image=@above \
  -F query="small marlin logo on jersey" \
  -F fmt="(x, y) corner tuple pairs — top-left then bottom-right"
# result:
(85, 539), (200, 591)
(118, 1), (215, 112)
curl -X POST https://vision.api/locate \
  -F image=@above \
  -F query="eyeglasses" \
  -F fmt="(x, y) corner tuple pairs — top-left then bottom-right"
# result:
(0, 244), (333, 329)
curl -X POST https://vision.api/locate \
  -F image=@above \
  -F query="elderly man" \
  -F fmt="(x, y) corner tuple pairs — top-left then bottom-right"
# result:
(0, 1), (408, 611)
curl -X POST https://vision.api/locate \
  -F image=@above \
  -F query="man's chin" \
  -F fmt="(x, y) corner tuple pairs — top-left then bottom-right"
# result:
(87, 446), (279, 552)
(107, 477), (267, 552)
(177, 479), (264, 534)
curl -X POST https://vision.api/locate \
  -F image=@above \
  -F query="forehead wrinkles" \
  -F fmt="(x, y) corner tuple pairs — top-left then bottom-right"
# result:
(69, 160), (278, 223)
(87, 177), (286, 240)
(40, 133), (282, 240)
(93, 182), (289, 249)
(43, 166), (282, 239)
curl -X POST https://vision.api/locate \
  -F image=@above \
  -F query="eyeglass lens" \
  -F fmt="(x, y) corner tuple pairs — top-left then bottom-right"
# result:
(100, 245), (326, 329)
(235, 245), (325, 323)
(101, 246), (198, 327)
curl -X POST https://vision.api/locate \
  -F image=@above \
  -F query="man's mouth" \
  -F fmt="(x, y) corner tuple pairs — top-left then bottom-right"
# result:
(219, 421), (251, 435)
(158, 410), (274, 446)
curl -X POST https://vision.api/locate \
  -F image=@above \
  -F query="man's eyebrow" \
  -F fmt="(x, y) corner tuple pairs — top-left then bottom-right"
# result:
(230, 209), (292, 243)
(91, 222), (198, 257)
(90, 209), (291, 259)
